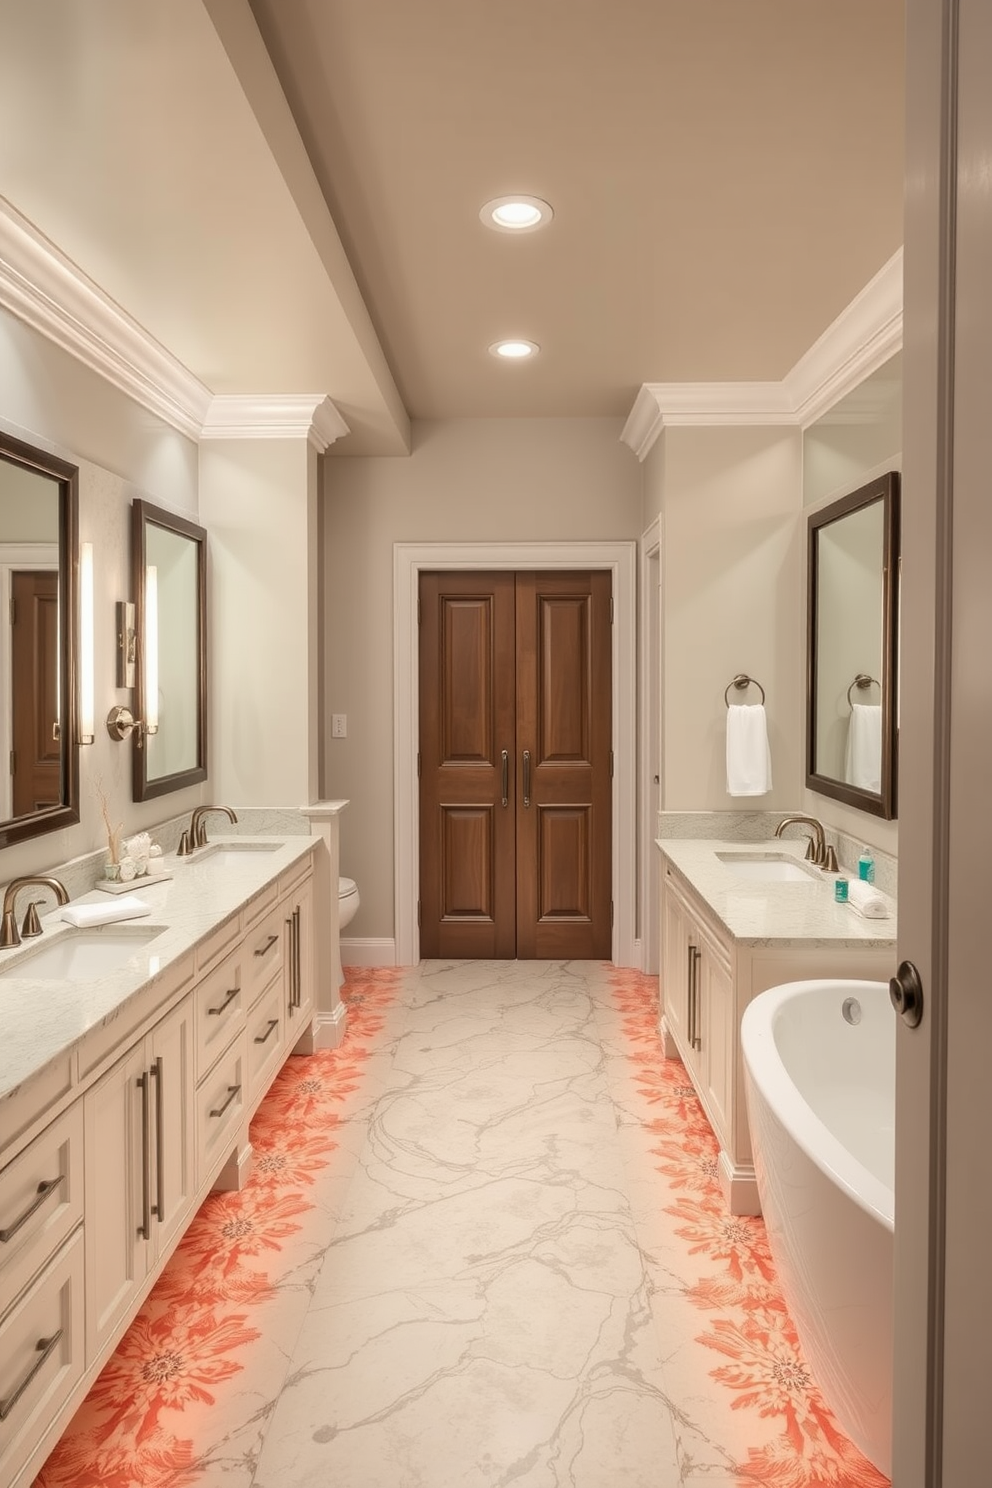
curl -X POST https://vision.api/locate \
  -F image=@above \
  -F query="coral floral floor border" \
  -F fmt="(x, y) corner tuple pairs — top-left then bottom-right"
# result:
(610, 969), (889, 1488)
(35, 967), (403, 1488)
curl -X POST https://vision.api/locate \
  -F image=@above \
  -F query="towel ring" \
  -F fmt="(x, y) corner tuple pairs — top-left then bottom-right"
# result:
(724, 673), (765, 707)
(846, 673), (879, 709)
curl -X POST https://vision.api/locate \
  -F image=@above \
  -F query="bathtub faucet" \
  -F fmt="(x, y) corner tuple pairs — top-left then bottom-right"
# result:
(773, 815), (838, 872)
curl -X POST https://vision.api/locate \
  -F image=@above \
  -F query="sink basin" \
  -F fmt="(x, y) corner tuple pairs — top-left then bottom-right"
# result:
(0, 925), (165, 980)
(192, 841), (284, 868)
(716, 852), (819, 883)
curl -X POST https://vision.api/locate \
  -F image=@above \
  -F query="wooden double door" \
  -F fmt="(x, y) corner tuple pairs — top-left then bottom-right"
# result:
(418, 570), (612, 959)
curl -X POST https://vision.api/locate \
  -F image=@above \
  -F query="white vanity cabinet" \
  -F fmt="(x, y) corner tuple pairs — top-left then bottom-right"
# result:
(0, 837), (324, 1488)
(83, 988), (196, 1359)
(659, 844), (895, 1216)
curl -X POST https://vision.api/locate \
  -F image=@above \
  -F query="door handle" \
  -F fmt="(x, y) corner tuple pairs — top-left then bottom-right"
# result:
(150, 1056), (165, 1225)
(501, 749), (509, 807)
(686, 944), (695, 1047)
(690, 945), (702, 1050)
(137, 1070), (151, 1240)
(522, 750), (531, 808)
(889, 960), (924, 1028)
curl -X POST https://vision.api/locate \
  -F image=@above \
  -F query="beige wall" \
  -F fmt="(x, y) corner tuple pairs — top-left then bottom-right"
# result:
(0, 305), (203, 887)
(322, 416), (641, 940)
(200, 437), (318, 807)
(650, 425), (805, 812)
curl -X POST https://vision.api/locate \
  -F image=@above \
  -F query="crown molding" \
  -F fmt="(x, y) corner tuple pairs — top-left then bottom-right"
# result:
(200, 394), (350, 450)
(621, 248), (903, 461)
(0, 195), (213, 441)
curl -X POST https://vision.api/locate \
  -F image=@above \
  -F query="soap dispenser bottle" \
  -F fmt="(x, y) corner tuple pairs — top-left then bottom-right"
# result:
(858, 846), (875, 884)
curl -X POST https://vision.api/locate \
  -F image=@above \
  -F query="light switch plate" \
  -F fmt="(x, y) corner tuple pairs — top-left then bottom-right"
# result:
(331, 714), (347, 738)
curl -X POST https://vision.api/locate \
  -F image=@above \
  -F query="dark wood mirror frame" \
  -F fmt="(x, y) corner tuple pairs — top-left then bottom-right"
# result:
(806, 470), (900, 820)
(0, 432), (80, 850)
(131, 499), (208, 802)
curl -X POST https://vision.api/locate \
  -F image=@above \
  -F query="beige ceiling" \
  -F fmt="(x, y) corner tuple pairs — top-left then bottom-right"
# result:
(248, 0), (906, 421)
(0, 1), (904, 452)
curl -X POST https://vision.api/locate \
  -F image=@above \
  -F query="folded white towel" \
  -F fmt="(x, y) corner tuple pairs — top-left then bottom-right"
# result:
(61, 897), (151, 928)
(846, 879), (890, 919)
(726, 704), (773, 796)
(844, 704), (882, 792)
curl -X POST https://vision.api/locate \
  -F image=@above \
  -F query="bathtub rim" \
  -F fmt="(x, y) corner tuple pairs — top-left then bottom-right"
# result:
(740, 977), (894, 1233)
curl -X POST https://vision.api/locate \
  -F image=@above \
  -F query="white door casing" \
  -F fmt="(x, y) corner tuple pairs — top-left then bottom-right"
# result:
(394, 541), (637, 968)
(639, 519), (661, 973)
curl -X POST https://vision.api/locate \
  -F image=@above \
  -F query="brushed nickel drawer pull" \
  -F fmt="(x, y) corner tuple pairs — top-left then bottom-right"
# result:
(209, 1084), (241, 1119)
(253, 934), (279, 958)
(253, 1018), (279, 1046)
(0, 1329), (64, 1421)
(207, 986), (238, 1016)
(150, 1057), (165, 1224)
(0, 1174), (64, 1243)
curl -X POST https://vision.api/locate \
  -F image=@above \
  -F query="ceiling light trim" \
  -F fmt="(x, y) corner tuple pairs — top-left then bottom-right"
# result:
(480, 195), (554, 233)
(621, 248), (904, 460)
(0, 195), (213, 441)
(201, 395), (350, 450)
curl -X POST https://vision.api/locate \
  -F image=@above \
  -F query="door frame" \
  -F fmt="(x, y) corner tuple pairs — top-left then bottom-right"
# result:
(639, 519), (661, 974)
(394, 540), (637, 967)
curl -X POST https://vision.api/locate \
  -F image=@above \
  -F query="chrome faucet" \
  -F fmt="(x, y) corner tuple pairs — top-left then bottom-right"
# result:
(773, 815), (838, 872)
(0, 876), (70, 949)
(180, 805), (239, 854)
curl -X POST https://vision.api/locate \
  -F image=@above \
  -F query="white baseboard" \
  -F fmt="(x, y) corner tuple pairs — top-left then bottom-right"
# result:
(312, 1005), (348, 1051)
(341, 937), (397, 967)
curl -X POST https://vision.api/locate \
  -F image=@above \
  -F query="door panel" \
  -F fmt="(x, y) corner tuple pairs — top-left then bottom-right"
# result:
(516, 572), (612, 958)
(420, 570), (611, 960)
(419, 573), (516, 958)
(11, 571), (60, 817)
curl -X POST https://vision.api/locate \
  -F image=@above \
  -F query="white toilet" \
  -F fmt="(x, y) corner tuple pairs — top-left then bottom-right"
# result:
(333, 875), (360, 990)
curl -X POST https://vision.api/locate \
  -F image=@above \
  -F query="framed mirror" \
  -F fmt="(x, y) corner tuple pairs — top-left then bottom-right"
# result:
(806, 471), (900, 819)
(0, 432), (80, 849)
(131, 499), (207, 802)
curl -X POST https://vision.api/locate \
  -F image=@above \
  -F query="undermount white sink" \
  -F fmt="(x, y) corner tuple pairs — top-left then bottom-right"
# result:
(716, 851), (820, 883)
(192, 841), (284, 868)
(0, 925), (165, 980)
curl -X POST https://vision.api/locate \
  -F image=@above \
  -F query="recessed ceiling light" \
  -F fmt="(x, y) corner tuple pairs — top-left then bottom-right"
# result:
(489, 339), (540, 360)
(480, 196), (553, 233)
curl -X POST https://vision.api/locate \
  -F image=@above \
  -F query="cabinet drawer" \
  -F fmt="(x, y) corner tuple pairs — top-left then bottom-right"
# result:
(0, 1059), (73, 1168)
(246, 977), (285, 1107)
(197, 1034), (246, 1180)
(242, 903), (286, 1009)
(194, 911), (242, 975)
(0, 1103), (83, 1314)
(194, 950), (246, 1080)
(0, 1229), (85, 1488)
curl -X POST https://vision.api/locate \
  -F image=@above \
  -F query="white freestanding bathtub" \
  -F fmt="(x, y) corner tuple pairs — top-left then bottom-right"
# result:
(741, 978), (894, 1477)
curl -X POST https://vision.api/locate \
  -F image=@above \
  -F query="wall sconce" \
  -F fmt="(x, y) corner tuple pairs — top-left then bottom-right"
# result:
(106, 570), (159, 746)
(79, 542), (95, 745)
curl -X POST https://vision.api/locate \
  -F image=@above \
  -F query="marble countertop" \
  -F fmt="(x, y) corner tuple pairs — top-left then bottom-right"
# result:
(0, 835), (317, 1104)
(656, 838), (897, 949)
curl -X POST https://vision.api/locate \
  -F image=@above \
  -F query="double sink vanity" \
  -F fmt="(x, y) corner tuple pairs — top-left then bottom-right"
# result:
(658, 832), (895, 1216)
(0, 830), (318, 1488)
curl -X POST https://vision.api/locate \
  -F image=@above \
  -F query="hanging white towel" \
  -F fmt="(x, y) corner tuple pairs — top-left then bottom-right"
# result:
(844, 704), (882, 792)
(726, 704), (772, 796)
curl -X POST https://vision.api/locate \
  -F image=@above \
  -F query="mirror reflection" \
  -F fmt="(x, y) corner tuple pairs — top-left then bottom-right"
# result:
(132, 500), (207, 802)
(806, 472), (899, 819)
(0, 434), (80, 849)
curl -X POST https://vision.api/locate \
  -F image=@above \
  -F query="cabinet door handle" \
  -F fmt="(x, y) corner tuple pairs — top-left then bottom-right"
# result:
(686, 943), (695, 1049)
(0, 1174), (64, 1244)
(690, 945), (702, 1050)
(207, 985), (239, 1017)
(137, 1071), (151, 1240)
(293, 906), (301, 1008)
(150, 1056), (165, 1225)
(500, 749), (509, 807)
(209, 1084), (242, 1119)
(254, 1017), (279, 1046)
(253, 933), (279, 958)
(522, 749), (531, 808)
(286, 917), (295, 1014)
(0, 1329), (64, 1422)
